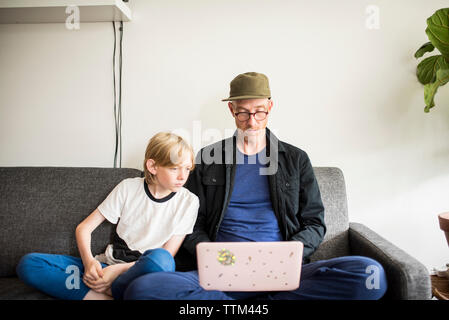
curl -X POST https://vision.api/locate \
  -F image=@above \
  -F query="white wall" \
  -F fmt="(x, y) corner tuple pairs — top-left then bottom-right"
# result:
(1, 0), (448, 271)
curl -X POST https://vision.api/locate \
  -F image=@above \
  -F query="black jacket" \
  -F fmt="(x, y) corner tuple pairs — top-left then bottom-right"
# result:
(175, 128), (326, 270)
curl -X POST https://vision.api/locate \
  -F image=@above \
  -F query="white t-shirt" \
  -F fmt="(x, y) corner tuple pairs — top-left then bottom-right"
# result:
(97, 177), (199, 260)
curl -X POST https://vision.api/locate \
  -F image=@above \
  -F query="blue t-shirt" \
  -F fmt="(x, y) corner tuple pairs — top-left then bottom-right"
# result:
(215, 147), (283, 242)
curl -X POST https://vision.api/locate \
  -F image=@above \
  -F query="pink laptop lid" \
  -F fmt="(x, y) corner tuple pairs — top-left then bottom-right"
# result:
(196, 241), (303, 292)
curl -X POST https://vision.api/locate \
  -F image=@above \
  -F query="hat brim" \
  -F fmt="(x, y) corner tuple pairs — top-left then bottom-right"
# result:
(221, 95), (271, 102)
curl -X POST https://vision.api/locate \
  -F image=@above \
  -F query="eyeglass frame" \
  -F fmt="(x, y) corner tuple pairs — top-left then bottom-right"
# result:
(233, 110), (269, 122)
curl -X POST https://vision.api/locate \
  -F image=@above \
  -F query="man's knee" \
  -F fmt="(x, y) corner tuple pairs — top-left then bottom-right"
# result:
(318, 255), (388, 300)
(123, 272), (183, 300)
(354, 256), (388, 300)
(140, 248), (175, 272)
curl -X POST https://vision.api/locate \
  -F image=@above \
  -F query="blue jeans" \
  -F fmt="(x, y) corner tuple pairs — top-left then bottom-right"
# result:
(16, 248), (175, 300)
(123, 256), (387, 300)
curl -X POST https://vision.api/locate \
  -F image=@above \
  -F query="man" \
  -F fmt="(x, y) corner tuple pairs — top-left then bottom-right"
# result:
(123, 72), (387, 300)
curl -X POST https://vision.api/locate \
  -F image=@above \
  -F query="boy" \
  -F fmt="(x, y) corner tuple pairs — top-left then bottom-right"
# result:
(16, 132), (199, 300)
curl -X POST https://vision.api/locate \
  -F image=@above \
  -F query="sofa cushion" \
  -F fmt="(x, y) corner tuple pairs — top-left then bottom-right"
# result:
(0, 277), (53, 300)
(0, 167), (143, 277)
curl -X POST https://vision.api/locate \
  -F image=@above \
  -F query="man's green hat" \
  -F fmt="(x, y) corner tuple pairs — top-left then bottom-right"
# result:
(222, 72), (271, 101)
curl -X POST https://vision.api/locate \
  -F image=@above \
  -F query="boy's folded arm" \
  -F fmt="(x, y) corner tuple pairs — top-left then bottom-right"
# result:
(75, 208), (107, 272)
(162, 234), (187, 257)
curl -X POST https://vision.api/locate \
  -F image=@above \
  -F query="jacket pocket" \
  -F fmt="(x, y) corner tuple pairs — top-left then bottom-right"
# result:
(281, 178), (300, 216)
(282, 178), (299, 191)
(202, 174), (225, 185)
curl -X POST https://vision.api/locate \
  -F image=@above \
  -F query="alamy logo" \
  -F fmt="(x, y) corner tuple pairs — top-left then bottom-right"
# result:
(65, 265), (80, 290)
(365, 265), (380, 290)
(365, 5), (380, 30)
(65, 5), (80, 30)
(170, 122), (280, 175)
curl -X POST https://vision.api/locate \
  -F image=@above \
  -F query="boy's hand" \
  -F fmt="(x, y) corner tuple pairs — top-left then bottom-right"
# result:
(83, 259), (104, 283)
(83, 264), (123, 294)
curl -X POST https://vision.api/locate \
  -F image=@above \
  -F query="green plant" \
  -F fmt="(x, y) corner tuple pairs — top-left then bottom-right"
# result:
(414, 8), (449, 113)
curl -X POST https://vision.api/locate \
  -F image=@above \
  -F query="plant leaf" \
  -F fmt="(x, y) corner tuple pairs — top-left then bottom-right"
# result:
(425, 8), (449, 58)
(423, 68), (449, 112)
(416, 55), (449, 84)
(415, 42), (435, 58)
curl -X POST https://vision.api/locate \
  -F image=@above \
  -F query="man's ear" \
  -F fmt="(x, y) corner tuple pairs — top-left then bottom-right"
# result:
(267, 99), (273, 112)
(228, 102), (236, 117)
(146, 159), (157, 175)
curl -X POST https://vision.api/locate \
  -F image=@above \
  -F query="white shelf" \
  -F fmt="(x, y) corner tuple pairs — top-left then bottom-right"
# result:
(0, 0), (132, 24)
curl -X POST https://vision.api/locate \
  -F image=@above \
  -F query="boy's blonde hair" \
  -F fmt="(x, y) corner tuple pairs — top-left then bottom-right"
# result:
(143, 132), (195, 185)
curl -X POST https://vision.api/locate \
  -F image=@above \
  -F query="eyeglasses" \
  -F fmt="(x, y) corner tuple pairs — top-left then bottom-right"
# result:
(234, 111), (269, 122)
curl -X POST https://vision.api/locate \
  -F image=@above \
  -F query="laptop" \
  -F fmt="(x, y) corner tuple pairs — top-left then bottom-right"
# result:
(196, 241), (303, 292)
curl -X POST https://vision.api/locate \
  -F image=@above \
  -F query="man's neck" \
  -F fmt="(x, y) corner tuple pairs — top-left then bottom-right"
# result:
(236, 128), (266, 155)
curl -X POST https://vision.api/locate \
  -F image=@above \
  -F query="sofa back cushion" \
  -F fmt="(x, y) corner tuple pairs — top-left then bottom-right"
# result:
(309, 167), (350, 261)
(0, 167), (142, 277)
(0, 166), (350, 277)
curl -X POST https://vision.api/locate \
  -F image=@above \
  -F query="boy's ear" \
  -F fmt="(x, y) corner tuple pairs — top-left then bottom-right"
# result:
(146, 159), (157, 175)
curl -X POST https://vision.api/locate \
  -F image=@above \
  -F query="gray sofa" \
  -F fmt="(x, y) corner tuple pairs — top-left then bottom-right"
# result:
(0, 167), (431, 300)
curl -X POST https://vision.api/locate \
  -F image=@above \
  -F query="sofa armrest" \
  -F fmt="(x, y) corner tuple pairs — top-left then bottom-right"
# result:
(349, 222), (431, 300)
